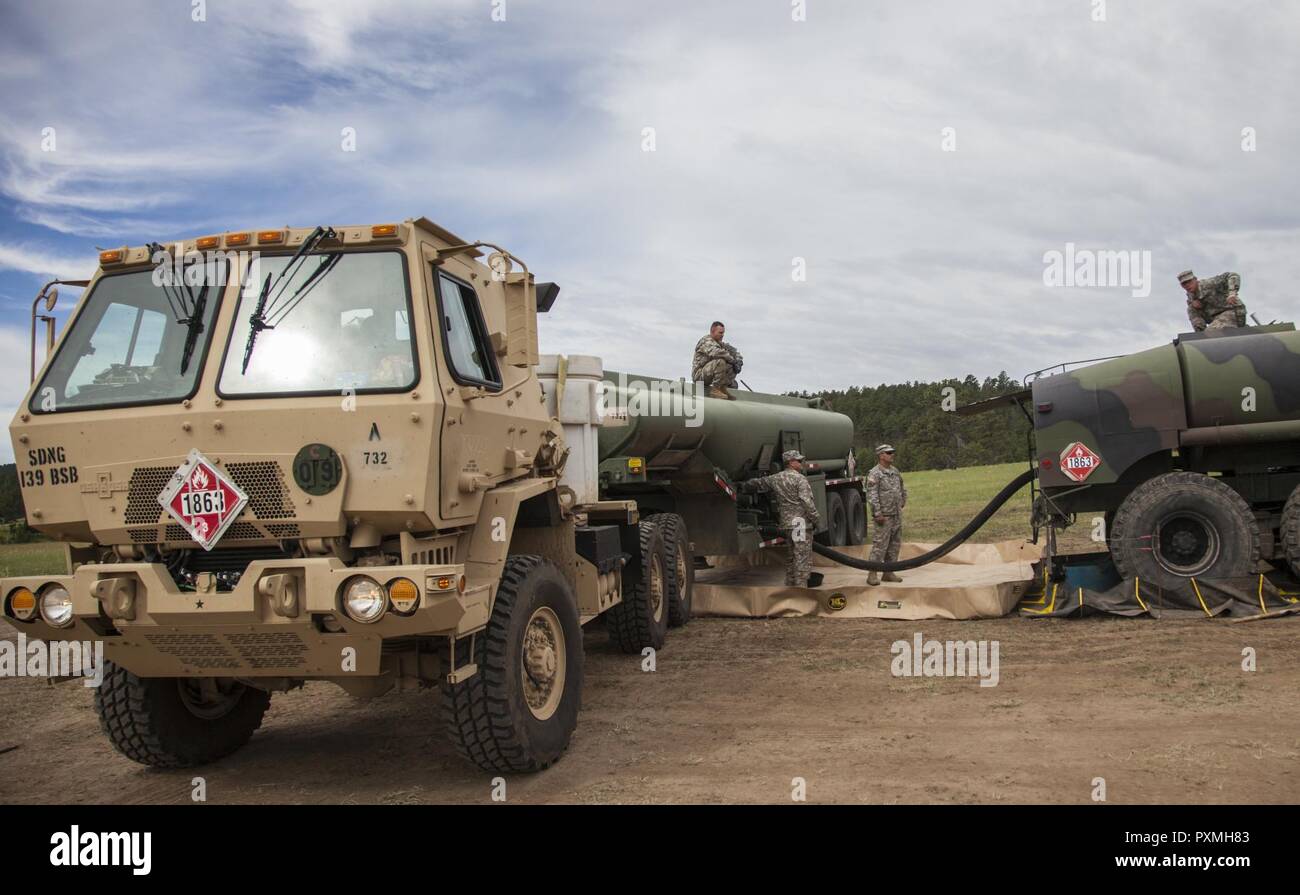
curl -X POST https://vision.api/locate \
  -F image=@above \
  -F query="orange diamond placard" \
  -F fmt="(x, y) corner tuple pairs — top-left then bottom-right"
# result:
(1059, 442), (1102, 483)
(157, 449), (249, 551)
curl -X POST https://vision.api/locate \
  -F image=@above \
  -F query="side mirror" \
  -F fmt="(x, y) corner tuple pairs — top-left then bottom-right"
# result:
(486, 252), (511, 282)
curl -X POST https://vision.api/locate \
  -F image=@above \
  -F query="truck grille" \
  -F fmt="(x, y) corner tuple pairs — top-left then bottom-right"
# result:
(225, 462), (296, 519)
(227, 632), (310, 669)
(411, 545), (455, 564)
(125, 466), (174, 524)
(142, 632), (241, 670)
(122, 460), (300, 544)
(142, 630), (309, 671)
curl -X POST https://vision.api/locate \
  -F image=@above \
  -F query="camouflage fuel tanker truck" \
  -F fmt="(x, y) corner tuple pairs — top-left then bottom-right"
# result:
(3, 217), (863, 773)
(961, 324), (1300, 589)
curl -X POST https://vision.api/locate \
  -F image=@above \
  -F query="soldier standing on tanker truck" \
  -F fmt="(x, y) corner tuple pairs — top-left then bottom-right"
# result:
(1179, 269), (1246, 332)
(866, 444), (906, 586)
(692, 321), (743, 399)
(741, 450), (822, 587)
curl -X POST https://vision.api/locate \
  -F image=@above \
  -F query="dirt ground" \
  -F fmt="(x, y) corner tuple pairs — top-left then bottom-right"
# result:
(2, 612), (1297, 805)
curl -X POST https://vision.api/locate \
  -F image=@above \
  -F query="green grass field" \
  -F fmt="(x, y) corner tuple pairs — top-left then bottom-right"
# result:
(0, 461), (1095, 580)
(899, 460), (1098, 552)
(902, 461), (1032, 542)
(0, 541), (66, 578)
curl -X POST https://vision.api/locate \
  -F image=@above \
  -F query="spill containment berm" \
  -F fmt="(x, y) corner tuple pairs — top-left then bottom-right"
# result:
(693, 540), (1040, 620)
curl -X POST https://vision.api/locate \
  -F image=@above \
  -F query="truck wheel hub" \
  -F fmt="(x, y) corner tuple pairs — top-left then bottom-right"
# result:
(177, 677), (243, 721)
(522, 607), (565, 721)
(1155, 512), (1219, 576)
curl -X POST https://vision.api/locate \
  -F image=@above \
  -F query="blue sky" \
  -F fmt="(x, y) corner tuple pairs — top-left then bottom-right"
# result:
(1, 0), (1298, 462)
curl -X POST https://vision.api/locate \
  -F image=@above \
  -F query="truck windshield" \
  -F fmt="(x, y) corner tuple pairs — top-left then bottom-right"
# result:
(31, 267), (224, 413)
(219, 251), (416, 396)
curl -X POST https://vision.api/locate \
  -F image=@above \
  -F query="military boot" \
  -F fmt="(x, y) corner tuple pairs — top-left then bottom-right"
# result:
(707, 385), (734, 400)
(882, 572), (903, 583)
(867, 572), (881, 586)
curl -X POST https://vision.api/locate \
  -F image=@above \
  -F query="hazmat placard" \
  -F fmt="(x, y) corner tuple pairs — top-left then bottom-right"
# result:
(157, 449), (249, 551)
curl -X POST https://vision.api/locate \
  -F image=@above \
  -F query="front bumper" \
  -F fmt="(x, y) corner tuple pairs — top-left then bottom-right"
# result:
(1, 558), (490, 678)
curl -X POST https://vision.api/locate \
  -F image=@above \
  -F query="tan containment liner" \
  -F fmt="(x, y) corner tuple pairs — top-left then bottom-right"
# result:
(694, 540), (1041, 620)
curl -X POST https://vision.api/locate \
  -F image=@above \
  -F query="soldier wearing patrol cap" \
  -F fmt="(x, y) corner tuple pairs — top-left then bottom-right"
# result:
(866, 444), (907, 586)
(740, 449), (822, 586)
(1179, 269), (1246, 332)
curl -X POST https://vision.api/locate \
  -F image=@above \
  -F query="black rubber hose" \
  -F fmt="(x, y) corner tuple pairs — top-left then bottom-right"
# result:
(811, 467), (1035, 572)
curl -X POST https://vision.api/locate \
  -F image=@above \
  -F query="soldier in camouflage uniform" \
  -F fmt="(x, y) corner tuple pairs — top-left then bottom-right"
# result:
(866, 444), (906, 586)
(741, 449), (822, 586)
(1179, 269), (1246, 332)
(692, 321), (743, 399)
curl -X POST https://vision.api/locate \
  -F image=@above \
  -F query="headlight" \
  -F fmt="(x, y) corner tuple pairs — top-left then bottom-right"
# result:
(39, 585), (74, 627)
(387, 578), (420, 615)
(7, 587), (37, 622)
(342, 576), (387, 623)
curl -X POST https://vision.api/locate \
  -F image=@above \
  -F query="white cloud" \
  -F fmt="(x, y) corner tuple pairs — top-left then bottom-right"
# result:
(0, 326), (30, 464)
(0, 0), (1296, 408)
(0, 243), (94, 280)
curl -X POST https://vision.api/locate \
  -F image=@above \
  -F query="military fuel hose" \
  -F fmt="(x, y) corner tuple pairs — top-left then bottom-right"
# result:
(810, 468), (1035, 572)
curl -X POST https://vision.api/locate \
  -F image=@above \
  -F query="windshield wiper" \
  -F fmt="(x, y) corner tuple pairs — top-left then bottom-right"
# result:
(179, 280), (210, 376)
(147, 241), (197, 324)
(241, 225), (337, 374)
(147, 242), (210, 375)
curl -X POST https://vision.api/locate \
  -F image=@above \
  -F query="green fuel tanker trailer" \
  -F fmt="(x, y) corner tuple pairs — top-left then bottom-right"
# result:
(538, 356), (868, 635)
(949, 323), (1300, 589)
(1027, 323), (1300, 588)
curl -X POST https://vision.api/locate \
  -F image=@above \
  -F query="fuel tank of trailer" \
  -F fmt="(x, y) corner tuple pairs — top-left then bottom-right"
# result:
(598, 372), (854, 479)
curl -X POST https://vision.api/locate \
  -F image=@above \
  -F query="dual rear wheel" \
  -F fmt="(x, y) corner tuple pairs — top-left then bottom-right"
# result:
(607, 514), (694, 652)
(817, 489), (867, 547)
(1280, 484), (1300, 580)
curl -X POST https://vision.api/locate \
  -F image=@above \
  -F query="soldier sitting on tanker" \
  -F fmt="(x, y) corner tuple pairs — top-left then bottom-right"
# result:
(692, 320), (743, 399)
(740, 449), (822, 587)
(1179, 269), (1246, 332)
(866, 444), (906, 586)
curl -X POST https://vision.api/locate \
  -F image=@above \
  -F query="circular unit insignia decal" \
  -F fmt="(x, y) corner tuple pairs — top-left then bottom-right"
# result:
(294, 443), (343, 496)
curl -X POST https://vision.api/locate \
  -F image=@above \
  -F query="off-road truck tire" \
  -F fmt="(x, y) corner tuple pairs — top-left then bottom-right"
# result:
(94, 661), (270, 768)
(652, 513), (694, 627)
(844, 489), (867, 545)
(824, 491), (848, 546)
(606, 519), (670, 653)
(1109, 471), (1259, 590)
(441, 555), (583, 773)
(1280, 485), (1300, 580)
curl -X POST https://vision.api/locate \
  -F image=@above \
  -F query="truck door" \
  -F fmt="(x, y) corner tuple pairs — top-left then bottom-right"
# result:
(422, 246), (516, 523)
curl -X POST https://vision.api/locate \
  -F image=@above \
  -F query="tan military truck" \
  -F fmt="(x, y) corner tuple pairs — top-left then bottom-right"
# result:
(3, 219), (687, 773)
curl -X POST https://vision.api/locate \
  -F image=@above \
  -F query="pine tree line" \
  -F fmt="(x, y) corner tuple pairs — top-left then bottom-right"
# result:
(800, 372), (1032, 472)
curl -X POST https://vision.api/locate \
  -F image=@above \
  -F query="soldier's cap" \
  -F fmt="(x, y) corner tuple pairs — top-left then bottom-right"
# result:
(1177, 270), (1197, 285)
(875, 444), (896, 454)
(782, 449), (805, 463)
